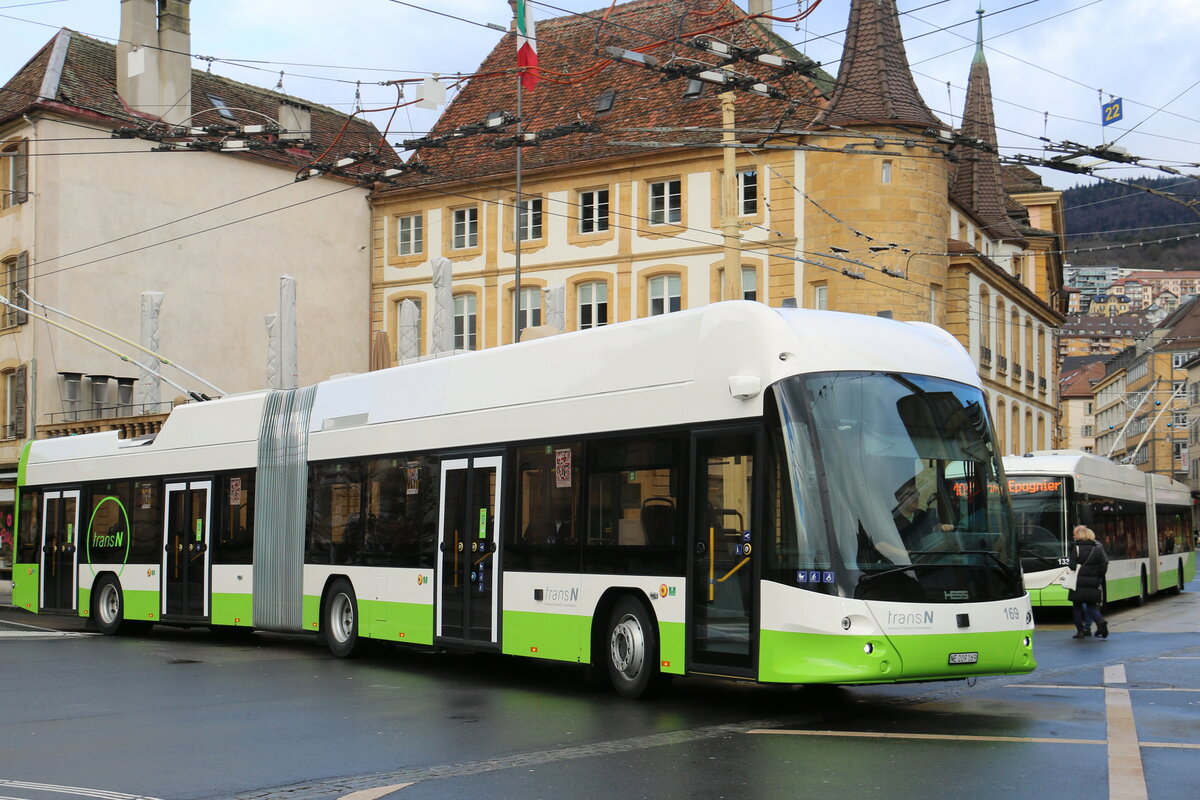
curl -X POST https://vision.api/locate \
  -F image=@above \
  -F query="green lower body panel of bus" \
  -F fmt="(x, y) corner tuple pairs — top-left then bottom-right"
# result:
(211, 593), (253, 627)
(1028, 584), (1071, 608)
(359, 599), (434, 645)
(78, 586), (161, 622)
(10, 563), (37, 611)
(300, 595), (434, 644)
(758, 629), (1035, 684)
(501, 610), (686, 675)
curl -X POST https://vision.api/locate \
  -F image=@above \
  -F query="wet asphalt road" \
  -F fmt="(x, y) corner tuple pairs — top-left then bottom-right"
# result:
(1, 582), (1197, 800)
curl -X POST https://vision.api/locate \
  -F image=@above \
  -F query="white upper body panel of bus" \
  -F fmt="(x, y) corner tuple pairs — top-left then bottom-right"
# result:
(1003, 449), (1191, 506)
(23, 302), (979, 483)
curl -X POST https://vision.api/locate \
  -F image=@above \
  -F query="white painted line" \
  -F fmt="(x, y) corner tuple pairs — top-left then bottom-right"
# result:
(0, 780), (161, 800)
(746, 729), (1105, 745)
(340, 784), (414, 800)
(1106, 687), (1149, 800)
(1105, 664), (1128, 685)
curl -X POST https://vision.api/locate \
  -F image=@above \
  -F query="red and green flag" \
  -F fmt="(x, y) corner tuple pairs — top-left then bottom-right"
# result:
(515, 0), (539, 90)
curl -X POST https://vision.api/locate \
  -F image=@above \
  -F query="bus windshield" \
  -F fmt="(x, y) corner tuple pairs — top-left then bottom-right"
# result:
(1006, 475), (1068, 570)
(774, 371), (1023, 604)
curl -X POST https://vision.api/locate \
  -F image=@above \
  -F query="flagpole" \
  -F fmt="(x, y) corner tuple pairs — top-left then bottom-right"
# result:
(514, 71), (523, 343)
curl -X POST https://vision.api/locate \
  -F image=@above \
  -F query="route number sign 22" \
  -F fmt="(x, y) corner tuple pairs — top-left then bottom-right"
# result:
(1102, 98), (1123, 126)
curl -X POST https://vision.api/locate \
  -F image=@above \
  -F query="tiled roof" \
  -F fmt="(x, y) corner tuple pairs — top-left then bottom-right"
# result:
(1, 29), (393, 172)
(1060, 313), (1151, 337)
(387, 0), (831, 189)
(812, 0), (939, 128)
(1061, 360), (1107, 398)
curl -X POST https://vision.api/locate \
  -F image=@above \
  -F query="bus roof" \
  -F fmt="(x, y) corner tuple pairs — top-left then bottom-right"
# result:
(1003, 450), (1191, 504)
(24, 302), (981, 482)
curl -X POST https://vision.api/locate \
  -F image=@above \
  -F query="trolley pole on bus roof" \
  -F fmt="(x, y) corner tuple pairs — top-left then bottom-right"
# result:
(513, 71), (523, 343)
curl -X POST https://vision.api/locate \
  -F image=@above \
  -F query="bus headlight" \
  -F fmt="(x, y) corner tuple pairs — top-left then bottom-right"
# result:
(1023, 636), (1031, 648)
(842, 616), (852, 630)
(864, 642), (874, 654)
(1026, 612), (1032, 625)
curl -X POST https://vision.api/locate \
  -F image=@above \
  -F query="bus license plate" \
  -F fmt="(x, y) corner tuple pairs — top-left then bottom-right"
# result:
(948, 652), (979, 665)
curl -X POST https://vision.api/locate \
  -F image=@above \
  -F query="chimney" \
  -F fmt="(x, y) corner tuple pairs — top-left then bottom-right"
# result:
(278, 99), (312, 141)
(116, 0), (192, 125)
(748, 0), (773, 30)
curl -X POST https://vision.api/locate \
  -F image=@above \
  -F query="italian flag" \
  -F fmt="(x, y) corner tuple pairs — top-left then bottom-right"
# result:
(515, 0), (539, 90)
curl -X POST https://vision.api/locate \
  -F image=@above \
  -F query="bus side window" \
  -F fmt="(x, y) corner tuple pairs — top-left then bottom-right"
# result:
(131, 480), (162, 564)
(16, 488), (41, 564)
(215, 473), (254, 564)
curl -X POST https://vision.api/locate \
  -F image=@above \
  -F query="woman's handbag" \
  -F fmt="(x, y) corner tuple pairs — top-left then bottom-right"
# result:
(1061, 566), (1079, 591)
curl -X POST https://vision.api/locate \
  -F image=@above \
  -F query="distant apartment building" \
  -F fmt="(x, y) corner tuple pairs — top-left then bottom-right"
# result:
(1058, 313), (1152, 358)
(1059, 359), (1106, 452)
(1092, 300), (1200, 481)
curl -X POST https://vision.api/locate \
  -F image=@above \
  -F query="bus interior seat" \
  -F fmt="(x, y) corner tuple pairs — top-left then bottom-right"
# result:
(641, 497), (676, 546)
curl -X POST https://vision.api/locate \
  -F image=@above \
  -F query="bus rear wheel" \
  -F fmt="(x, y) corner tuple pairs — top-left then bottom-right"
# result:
(1168, 560), (1185, 595)
(1132, 571), (1149, 606)
(606, 596), (665, 700)
(324, 579), (361, 658)
(92, 575), (126, 636)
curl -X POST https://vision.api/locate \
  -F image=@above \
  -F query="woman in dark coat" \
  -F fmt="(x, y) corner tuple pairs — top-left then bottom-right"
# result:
(1069, 525), (1109, 639)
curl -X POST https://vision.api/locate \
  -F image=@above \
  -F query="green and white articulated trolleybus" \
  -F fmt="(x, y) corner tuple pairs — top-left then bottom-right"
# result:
(13, 302), (1034, 698)
(1005, 450), (1196, 608)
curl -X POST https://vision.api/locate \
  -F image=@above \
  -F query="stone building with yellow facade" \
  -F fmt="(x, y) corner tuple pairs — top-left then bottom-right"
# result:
(368, 0), (1065, 456)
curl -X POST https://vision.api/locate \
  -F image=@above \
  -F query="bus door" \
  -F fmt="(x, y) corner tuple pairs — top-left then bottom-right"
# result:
(40, 489), (80, 612)
(436, 456), (502, 647)
(690, 431), (757, 676)
(162, 480), (212, 619)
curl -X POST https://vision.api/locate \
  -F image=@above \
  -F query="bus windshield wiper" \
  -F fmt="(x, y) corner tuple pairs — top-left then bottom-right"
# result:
(1020, 549), (1062, 568)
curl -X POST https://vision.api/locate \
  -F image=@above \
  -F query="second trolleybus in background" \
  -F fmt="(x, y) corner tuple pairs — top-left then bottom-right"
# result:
(1005, 450), (1196, 607)
(13, 302), (1035, 698)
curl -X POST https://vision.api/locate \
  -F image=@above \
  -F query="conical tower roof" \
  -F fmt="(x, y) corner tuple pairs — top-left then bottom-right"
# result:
(814, 0), (940, 127)
(951, 8), (1023, 242)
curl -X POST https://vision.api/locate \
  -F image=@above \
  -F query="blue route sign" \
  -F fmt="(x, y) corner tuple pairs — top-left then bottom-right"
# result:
(1102, 98), (1123, 126)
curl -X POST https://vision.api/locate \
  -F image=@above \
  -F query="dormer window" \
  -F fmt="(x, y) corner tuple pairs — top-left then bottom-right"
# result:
(595, 90), (616, 113)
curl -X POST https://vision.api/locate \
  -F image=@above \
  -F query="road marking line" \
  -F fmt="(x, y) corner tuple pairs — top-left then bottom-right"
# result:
(1007, 684), (1200, 693)
(340, 785), (414, 800)
(1105, 664), (1128, 684)
(0, 779), (161, 799)
(1159, 656), (1200, 659)
(1106, 686), (1149, 800)
(745, 729), (1104, 745)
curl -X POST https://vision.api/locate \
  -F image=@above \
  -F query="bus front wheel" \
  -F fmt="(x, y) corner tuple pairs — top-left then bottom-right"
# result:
(92, 575), (126, 636)
(324, 579), (361, 658)
(606, 596), (665, 700)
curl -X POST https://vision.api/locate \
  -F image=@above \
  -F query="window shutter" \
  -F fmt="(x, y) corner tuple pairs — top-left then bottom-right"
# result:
(14, 251), (28, 325)
(13, 140), (29, 204)
(13, 364), (26, 439)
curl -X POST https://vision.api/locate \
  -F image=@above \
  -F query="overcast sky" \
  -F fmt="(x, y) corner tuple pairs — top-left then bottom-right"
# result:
(2, 0), (1198, 194)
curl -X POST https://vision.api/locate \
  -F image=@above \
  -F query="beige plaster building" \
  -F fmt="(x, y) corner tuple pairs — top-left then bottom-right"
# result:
(0, 0), (389, 563)
(368, 0), (1064, 458)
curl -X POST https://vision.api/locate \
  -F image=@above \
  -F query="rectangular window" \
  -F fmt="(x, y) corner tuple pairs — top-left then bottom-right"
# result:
(648, 179), (681, 225)
(647, 274), (681, 316)
(881, 159), (893, 184)
(306, 461), (364, 566)
(2, 253), (28, 328)
(930, 284), (941, 323)
(814, 284), (827, 310)
(741, 267), (757, 302)
(2, 139), (29, 208)
(518, 286), (542, 333)
(584, 434), (684, 575)
(516, 197), (543, 242)
(396, 214), (423, 256)
(579, 189), (610, 234)
(453, 293), (477, 350)
(508, 443), (583, 572)
(214, 473), (255, 564)
(738, 169), (758, 216)
(578, 281), (608, 329)
(451, 207), (478, 249)
(362, 455), (437, 568)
